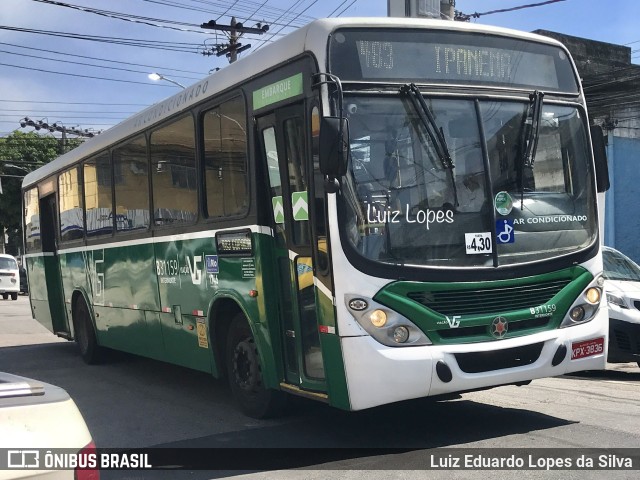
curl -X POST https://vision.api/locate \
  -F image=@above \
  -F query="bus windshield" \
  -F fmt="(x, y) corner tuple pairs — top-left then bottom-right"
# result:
(340, 95), (597, 268)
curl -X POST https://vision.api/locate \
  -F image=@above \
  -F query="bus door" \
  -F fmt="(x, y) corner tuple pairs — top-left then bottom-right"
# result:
(257, 105), (326, 392)
(39, 193), (70, 336)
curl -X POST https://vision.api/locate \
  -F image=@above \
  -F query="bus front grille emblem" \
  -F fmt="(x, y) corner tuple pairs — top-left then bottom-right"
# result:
(491, 317), (508, 339)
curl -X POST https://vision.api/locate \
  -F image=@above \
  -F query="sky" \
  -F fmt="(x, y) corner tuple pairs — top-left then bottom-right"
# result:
(1, 0), (639, 138)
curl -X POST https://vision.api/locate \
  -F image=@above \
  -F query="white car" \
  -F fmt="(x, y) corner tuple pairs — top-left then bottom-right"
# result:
(0, 254), (20, 301)
(603, 246), (640, 367)
(0, 372), (98, 479)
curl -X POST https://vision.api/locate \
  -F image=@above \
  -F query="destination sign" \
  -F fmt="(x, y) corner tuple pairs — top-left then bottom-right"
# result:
(330, 29), (578, 93)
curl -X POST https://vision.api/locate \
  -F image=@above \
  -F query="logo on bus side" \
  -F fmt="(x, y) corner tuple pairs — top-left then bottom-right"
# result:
(185, 255), (203, 285)
(89, 250), (105, 306)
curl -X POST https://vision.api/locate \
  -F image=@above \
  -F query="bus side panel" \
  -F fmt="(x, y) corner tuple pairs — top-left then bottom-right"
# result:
(94, 242), (164, 359)
(26, 255), (55, 334)
(316, 289), (350, 410)
(93, 305), (163, 360)
(59, 251), (90, 333)
(154, 236), (214, 373)
(252, 233), (285, 390)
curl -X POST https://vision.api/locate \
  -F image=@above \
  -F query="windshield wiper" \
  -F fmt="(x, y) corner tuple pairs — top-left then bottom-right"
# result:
(519, 90), (544, 209)
(400, 83), (458, 208)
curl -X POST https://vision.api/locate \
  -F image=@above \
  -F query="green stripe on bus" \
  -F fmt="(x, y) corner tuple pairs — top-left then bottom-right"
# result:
(253, 73), (303, 110)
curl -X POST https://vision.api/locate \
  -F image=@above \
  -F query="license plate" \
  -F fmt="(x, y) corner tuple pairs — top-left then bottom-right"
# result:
(571, 337), (605, 360)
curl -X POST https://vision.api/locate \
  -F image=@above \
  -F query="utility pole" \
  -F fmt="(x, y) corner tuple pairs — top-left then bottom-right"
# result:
(200, 17), (269, 64)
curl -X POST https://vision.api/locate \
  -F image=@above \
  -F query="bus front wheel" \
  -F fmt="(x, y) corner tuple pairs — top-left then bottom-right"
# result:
(226, 314), (286, 418)
(74, 298), (103, 364)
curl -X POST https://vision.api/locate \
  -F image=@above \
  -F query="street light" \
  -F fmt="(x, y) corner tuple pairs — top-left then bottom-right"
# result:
(148, 72), (186, 89)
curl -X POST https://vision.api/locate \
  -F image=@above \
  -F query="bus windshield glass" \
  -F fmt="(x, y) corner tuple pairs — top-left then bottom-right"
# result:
(341, 96), (597, 267)
(329, 29), (579, 93)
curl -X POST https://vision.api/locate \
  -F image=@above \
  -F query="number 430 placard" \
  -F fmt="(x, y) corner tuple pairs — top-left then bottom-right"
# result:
(465, 232), (493, 255)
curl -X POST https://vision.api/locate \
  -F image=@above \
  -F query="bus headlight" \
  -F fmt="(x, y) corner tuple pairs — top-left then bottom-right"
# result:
(560, 279), (602, 328)
(369, 309), (387, 327)
(393, 326), (410, 343)
(569, 306), (585, 322)
(345, 294), (432, 347)
(585, 287), (601, 304)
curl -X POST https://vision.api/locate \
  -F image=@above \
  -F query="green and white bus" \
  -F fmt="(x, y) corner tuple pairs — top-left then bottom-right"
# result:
(22, 18), (611, 418)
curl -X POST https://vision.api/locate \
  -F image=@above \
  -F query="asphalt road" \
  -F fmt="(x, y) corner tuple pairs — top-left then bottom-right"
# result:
(1, 295), (639, 480)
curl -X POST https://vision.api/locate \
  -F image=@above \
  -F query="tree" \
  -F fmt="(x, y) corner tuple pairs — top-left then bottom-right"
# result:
(0, 131), (82, 255)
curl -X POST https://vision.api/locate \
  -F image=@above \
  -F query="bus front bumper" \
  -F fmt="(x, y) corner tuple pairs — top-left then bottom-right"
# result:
(340, 308), (607, 411)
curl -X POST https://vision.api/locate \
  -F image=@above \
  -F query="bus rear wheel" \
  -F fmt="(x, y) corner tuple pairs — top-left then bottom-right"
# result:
(74, 298), (103, 364)
(11, 293), (18, 300)
(226, 314), (286, 418)
(1, 294), (7, 300)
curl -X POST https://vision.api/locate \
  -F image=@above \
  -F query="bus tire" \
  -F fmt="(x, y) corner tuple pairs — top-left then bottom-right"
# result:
(1, 294), (7, 300)
(226, 314), (286, 419)
(74, 298), (103, 364)
(11, 293), (18, 300)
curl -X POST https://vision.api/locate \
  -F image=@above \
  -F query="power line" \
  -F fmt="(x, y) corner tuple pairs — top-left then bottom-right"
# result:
(0, 115), (126, 120)
(0, 62), (179, 86)
(0, 41), (207, 76)
(456, 0), (567, 21)
(254, 0), (318, 51)
(140, 0), (314, 28)
(0, 109), (136, 114)
(0, 100), (150, 106)
(0, 48), (203, 81)
(0, 26), (203, 53)
(30, 0), (221, 35)
(333, 0), (360, 17)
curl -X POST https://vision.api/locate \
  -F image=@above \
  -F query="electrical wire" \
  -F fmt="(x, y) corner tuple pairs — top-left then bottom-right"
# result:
(0, 26), (203, 54)
(336, 0), (359, 17)
(0, 48), (202, 81)
(0, 100), (150, 106)
(0, 62), (176, 86)
(138, 0), (313, 29)
(30, 0), (214, 35)
(254, 0), (318, 51)
(0, 109), (137, 114)
(456, 0), (567, 21)
(0, 41), (207, 76)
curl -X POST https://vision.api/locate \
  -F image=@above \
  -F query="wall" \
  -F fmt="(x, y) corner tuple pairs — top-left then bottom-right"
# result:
(605, 135), (640, 263)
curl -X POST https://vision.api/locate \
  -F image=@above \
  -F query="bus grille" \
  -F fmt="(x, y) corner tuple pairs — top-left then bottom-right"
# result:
(454, 342), (544, 373)
(438, 317), (550, 339)
(406, 279), (571, 316)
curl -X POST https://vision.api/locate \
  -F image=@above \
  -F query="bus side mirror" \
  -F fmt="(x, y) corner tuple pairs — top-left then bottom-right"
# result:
(319, 116), (350, 178)
(590, 125), (610, 193)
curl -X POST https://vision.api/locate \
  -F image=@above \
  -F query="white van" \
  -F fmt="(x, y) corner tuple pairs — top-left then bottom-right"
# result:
(0, 254), (20, 301)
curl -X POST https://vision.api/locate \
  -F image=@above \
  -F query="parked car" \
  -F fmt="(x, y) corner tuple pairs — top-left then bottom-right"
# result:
(0, 254), (20, 301)
(0, 372), (98, 479)
(602, 246), (640, 367)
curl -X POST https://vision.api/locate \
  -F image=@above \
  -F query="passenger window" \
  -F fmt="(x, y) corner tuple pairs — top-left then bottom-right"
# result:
(203, 97), (248, 217)
(24, 188), (41, 252)
(150, 115), (197, 225)
(113, 135), (149, 232)
(84, 153), (114, 237)
(58, 167), (83, 241)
